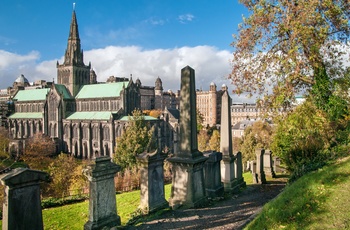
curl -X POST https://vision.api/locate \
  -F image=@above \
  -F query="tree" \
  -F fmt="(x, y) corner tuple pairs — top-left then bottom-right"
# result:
(47, 153), (88, 197)
(240, 120), (273, 163)
(0, 127), (9, 159)
(209, 129), (220, 152)
(113, 109), (155, 171)
(271, 100), (333, 172)
(23, 133), (56, 170)
(198, 130), (210, 152)
(230, 0), (350, 107)
(197, 109), (204, 131)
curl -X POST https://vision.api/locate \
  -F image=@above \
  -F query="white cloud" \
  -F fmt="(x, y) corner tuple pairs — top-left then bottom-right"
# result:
(178, 14), (195, 24)
(0, 45), (254, 102)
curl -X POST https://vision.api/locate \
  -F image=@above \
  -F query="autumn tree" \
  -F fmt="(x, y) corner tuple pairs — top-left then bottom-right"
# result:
(113, 109), (155, 171)
(231, 0), (350, 107)
(0, 127), (9, 159)
(23, 132), (56, 170)
(240, 120), (273, 163)
(209, 129), (220, 152)
(198, 130), (209, 152)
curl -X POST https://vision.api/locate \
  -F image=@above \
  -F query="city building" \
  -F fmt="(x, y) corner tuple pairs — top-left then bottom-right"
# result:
(196, 83), (226, 127)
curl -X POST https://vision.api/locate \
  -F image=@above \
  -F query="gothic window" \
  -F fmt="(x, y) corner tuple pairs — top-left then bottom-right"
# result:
(73, 125), (78, 138)
(103, 126), (110, 141)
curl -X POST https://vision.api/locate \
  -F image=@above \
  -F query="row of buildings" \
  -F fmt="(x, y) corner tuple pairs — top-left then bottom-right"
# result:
(0, 9), (271, 159)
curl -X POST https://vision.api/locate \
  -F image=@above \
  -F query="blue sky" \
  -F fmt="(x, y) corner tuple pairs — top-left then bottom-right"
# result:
(0, 1), (250, 101)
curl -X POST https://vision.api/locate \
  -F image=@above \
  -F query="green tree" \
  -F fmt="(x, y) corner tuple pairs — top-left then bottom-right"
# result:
(231, 0), (350, 107)
(113, 109), (155, 171)
(271, 101), (333, 173)
(197, 109), (204, 131)
(209, 129), (220, 152)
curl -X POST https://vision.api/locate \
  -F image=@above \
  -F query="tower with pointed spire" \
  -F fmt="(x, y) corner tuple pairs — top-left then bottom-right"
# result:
(57, 10), (91, 97)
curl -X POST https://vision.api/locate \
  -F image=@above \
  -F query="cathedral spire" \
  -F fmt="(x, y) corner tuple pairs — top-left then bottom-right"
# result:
(63, 10), (84, 66)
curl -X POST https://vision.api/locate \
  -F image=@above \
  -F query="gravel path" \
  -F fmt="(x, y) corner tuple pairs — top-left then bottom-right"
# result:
(126, 177), (287, 230)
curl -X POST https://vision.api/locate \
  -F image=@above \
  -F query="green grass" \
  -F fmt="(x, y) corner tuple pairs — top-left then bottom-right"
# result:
(245, 157), (350, 229)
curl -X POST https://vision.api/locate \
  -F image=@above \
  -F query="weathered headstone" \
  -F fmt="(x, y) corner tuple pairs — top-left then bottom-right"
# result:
(263, 150), (276, 178)
(168, 66), (207, 209)
(256, 149), (266, 184)
(137, 129), (168, 213)
(220, 88), (238, 192)
(83, 156), (121, 230)
(203, 151), (224, 198)
(234, 151), (246, 187)
(0, 168), (49, 230)
(250, 160), (259, 184)
(273, 156), (283, 173)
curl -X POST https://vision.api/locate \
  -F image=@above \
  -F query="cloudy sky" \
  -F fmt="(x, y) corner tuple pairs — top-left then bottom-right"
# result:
(0, 0), (252, 101)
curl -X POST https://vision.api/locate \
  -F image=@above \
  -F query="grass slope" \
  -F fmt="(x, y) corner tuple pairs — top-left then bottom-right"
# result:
(245, 157), (350, 229)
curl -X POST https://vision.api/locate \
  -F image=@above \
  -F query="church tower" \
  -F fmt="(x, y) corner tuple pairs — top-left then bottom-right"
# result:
(57, 10), (91, 97)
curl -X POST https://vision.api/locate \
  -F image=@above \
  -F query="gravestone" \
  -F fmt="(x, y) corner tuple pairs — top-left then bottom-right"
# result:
(263, 150), (276, 178)
(203, 151), (224, 198)
(168, 66), (208, 209)
(83, 156), (121, 230)
(250, 160), (259, 184)
(273, 156), (283, 173)
(0, 168), (49, 230)
(256, 149), (266, 184)
(137, 129), (168, 213)
(220, 88), (238, 192)
(234, 151), (246, 187)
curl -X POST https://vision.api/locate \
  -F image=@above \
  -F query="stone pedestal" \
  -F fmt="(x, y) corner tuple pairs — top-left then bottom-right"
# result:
(250, 160), (259, 184)
(273, 156), (283, 173)
(83, 156), (121, 230)
(256, 149), (266, 184)
(168, 66), (208, 209)
(0, 168), (49, 230)
(263, 150), (276, 178)
(220, 155), (239, 192)
(203, 151), (224, 198)
(168, 155), (207, 208)
(137, 149), (168, 214)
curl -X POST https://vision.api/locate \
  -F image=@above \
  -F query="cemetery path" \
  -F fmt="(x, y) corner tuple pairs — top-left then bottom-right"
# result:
(126, 176), (287, 230)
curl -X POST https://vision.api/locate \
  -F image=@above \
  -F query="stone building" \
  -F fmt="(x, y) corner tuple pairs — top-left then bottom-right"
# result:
(196, 83), (226, 127)
(7, 10), (145, 159)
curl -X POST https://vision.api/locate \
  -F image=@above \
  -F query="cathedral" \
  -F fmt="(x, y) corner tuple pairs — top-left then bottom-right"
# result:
(7, 10), (175, 159)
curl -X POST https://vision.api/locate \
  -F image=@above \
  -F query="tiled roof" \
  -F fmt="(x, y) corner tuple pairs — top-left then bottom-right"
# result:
(13, 88), (50, 101)
(8, 112), (43, 119)
(75, 82), (128, 99)
(65, 111), (118, 120)
(119, 116), (158, 121)
(54, 84), (73, 99)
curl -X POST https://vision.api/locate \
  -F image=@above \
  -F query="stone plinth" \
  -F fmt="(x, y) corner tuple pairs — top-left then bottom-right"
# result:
(137, 149), (168, 214)
(234, 152), (246, 187)
(273, 156), (283, 173)
(256, 149), (266, 184)
(203, 151), (224, 198)
(168, 66), (207, 209)
(263, 150), (276, 178)
(83, 156), (121, 230)
(0, 168), (49, 230)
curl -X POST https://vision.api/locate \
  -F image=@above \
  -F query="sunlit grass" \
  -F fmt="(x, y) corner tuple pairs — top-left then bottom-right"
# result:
(245, 157), (350, 229)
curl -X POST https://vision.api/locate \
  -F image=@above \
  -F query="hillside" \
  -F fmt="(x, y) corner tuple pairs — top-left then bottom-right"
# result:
(246, 156), (350, 229)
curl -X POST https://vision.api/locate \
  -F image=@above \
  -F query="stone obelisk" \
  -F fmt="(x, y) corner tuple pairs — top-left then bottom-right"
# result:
(220, 87), (238, 192)
(168, 66), (207, 209)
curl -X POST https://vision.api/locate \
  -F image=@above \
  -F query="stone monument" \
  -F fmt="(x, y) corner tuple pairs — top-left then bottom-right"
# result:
(256, 149), (267, 184)
(137, 129), (168, 213)
(0, 168), (49, 230)
(263, 150), (276, 178)
(168, 66), (208, 209)
(83, 156), (121, 230)
(234, 151), (246, 187)
(203, 150), (224, 198)
(220, 88), (238, 192)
